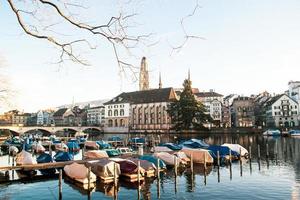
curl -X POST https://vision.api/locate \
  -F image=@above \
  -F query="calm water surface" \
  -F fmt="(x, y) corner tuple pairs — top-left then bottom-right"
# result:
(0, 133), (300, 200)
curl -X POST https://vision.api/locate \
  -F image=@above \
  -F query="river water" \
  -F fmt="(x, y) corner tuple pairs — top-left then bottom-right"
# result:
(0, 133), (299, 200)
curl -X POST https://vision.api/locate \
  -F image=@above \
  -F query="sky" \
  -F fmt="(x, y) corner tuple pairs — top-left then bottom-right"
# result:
(1, 0), (300, 113)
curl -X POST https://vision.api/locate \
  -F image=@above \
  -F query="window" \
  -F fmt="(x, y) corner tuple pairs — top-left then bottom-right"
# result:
(120, 109), (124, 116)
(114, 110), (118, 116)
(120, 119), (125, 127)
(115, 119), (118, 127)
(108, 119), (113, 127)
(108, 110), (112, 116)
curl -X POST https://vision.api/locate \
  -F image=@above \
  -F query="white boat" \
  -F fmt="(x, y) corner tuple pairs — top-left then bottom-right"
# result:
(222, 143), (248, 157)
(181, 148), (214, 164)
(64, 162), (97, 185)
(263, 129), (281, 136)
(84, 150), (109, 159)
(9, 146), (19, 156)
(116, 147), (133, 155)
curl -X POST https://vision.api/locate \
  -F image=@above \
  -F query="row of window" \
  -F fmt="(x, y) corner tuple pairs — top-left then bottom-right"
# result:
(274, 105), (297, 109)
(108, 119), (125, 127)
(274, 111), (298, 116)
(107, 105), (125, 109)
(108, 109), (125, 117)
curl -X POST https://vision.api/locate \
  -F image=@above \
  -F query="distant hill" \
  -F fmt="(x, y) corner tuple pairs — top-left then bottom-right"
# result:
(57, 99), (109, 109)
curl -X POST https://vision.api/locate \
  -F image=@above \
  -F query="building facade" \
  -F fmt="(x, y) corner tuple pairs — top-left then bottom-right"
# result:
(195, 90), (223, 126)
(87, 106), (105, 126)
(231, 96), (255, 127)
(265, 94), (299, 127)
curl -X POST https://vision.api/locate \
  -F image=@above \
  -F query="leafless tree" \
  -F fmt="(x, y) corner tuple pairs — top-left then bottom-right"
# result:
(6, 0), (202, 81)
(6, 0), (152, 79)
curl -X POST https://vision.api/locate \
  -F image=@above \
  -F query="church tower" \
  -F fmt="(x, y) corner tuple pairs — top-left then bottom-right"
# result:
(139, 57), (149, 91)
(158, 72), (162, 89)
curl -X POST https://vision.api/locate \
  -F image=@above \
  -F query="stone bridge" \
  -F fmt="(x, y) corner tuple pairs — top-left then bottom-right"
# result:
(0, 126), (103, 135)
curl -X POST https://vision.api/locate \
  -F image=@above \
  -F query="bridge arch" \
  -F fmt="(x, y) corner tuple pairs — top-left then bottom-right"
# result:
(23, 128), (53, 136)
(55, 128), (78, 137)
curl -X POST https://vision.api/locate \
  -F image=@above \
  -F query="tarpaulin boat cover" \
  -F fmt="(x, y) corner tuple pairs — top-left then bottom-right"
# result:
(54, 151), (73, 162)
(159, 143), (182, 151)
(182, 148), (214, 164)
(84, 150), (109, 159)
(37, 153), (53, 163)
(109, 158), (143, 174)
(174, 151), (190, 163)
(15, 150), (37, 165)
(9, 146), (19, 156)
(154, 146), (173, 152)
(67, 141), (80, 151)
(222, 144), (248, 157)
(105, 149), (120, 157)
(181, 139), (209, 149)
(207, 145), (240, 158)
(128, 158), (156, 171)
(139, 155), (166, 169)
(35, 143), (45, 153)
(84, 141), (99, 150)
(64, 162), (96, 184)
(154, 152), (178, 166)
(87, 158), (120, 178)
(96, 140), (111, 149)
(37, 153), (56, 175)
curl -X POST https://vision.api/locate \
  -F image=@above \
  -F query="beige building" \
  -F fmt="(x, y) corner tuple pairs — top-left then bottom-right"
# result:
(104, 87), (177, 133)
(231, 96), (255, 127)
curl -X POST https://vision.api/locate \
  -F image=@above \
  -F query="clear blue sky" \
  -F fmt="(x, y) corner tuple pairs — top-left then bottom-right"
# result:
(1, 0), (300, 112)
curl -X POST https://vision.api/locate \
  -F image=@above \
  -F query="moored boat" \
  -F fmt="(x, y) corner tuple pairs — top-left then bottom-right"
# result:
(64, 162), (97, 187)
(54, 142), (68, 152)
(54, 151), (74, 162)
(158, 143), (182, 151)
(9, 145), (19, 156)
(84, 141), (99, 150)
(222, 143), (248, 157)
(181, 148), (214, 164)
(154, 152), (183, 166)
(139, 155), (167, 169)
(263, 129), (281, 136)
(86, 158), (121, 183)
(289, 129), (300, 137)
(181, 139), (209, 149)
(67, 141), (80, 152)
(15, 150), (37, 177)
(207, 145), (240, 162)
(84, 150), (109, 160)
(105, 149), (121, 157)
(36, 153), (56, 176)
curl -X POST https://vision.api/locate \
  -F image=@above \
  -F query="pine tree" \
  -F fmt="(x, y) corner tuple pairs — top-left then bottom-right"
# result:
(168, 78), (212, 131)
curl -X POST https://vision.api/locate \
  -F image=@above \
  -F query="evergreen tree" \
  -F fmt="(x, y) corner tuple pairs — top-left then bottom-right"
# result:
(168, 78), (212, 131)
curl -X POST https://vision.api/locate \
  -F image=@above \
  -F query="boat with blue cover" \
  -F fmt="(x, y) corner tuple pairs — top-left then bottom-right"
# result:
(289, 129), (300, 137)
(96, 140), (111, 149)
(263, 129), (281, 136)
(139, 155), (167, 169)
(128, 137), (145, 147)
(37, 153), (56, 175)
(107, 136), (123, 147)
(54, 151), (74, 162)
(105, 149), (120, 157)
(181, 139), (209, 149)
(207, 145), (240, 162)
(158, 143), (182, 151)
(67, 141), (80, 152)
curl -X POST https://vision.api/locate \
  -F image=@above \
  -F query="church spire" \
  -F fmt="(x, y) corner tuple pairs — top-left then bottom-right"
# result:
(188, 68), (191, 81)
(159, 72), (162, 89)
(139, 57), (149, 91)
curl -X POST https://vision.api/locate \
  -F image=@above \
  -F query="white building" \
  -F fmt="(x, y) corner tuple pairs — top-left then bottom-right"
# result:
(104, 96), (131, 133)
(266, 94), (299, 127)
(195, 90), (223, 126)
(36, 110), (51, 126)
(288, 81), (300, 104)
(87, 106), (105, 126)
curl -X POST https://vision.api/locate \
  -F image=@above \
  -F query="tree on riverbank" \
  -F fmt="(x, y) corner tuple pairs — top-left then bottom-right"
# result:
(168, 77), (212, 131)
